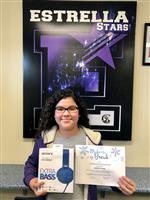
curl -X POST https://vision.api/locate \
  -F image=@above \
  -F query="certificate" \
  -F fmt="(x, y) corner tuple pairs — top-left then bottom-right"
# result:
(75, 145), (125, 187)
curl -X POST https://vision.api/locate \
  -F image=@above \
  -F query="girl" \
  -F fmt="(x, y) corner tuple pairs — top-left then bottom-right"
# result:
(24, 89), (136, 200)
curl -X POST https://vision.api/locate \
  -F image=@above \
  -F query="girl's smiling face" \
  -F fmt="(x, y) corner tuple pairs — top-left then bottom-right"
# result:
(54, 97), (79, 134)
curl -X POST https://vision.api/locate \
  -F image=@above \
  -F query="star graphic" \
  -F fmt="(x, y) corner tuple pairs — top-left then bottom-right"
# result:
(69, 24), (127, 69)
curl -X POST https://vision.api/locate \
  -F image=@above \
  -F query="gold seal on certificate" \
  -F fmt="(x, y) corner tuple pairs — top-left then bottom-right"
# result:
(75, 145), (125, 187)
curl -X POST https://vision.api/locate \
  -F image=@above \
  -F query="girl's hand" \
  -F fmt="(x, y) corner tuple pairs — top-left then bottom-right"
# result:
(29, 178), (47, 197)
(118, 176), (136, 195)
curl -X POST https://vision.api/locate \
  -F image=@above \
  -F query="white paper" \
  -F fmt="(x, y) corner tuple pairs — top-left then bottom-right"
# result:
(75, 145), (125, 187)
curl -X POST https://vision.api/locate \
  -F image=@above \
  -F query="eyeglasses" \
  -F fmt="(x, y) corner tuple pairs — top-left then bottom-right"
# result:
(55, 106), (79, 114)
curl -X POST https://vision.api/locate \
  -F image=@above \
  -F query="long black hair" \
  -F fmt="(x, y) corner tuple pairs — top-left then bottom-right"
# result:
(38, 88), (90, 134)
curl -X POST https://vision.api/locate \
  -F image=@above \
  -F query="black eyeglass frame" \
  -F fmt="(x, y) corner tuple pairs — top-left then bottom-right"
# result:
(55, 106), (79, 113)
